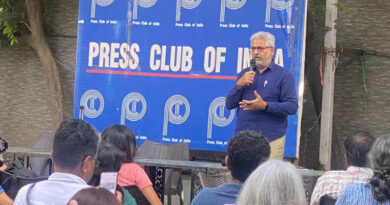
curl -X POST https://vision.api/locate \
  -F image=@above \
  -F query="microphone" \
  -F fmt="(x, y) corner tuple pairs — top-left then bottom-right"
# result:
(250, 59), (257, 71)
(79, 105), (85, 120)
(247, 59), (258, 87)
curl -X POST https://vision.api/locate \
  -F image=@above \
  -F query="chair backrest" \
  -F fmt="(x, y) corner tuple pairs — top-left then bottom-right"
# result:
(301, 172), (322, 203)
(192, 171), (231, 198)
(320, 195), (336, 205)
(29, 134), (53, 176)
(136, 140), (190, 161)
(197, 171), (231, 188)
(123, 185), (151, 205)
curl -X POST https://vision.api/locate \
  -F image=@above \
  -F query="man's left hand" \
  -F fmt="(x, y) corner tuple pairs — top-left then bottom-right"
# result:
(239, 90), (267, 110)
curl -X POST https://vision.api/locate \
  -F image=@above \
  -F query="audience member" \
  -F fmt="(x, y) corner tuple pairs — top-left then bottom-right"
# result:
(0, 136), (12, 204)
(67, 187), (121, 205)
(191, 130), (270, 205)
(311, 131), (374, 204)
(0, 186), (13, 205)
(336, 135), (390, 204)
(237, 160), (306, 205)
(89, 142), (137, 205)
(101, 124), (162, 205)
(0, 160), (13, 205)
(14, 119), (100, 205)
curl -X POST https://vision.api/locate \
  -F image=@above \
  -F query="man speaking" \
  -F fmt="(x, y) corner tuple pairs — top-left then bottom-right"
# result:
(226, 31), (298, 159)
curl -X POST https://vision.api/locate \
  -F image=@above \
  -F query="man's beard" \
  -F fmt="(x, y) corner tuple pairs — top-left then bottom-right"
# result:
(254, 57), (272, 68)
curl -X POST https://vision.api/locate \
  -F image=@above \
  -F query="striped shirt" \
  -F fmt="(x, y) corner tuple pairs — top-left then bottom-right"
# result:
(336, 183), (390, 205)
(310, 166), (373, 205)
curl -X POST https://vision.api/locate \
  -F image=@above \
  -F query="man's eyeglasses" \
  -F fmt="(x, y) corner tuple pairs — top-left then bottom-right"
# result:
(251, 46), (272, 52)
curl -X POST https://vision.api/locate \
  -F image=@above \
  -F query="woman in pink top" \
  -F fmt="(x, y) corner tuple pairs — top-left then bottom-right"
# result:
(102, 125), (162, 205)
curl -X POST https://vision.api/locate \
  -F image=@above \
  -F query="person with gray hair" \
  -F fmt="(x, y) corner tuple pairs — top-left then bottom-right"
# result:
(226, 31), (298, 159)
(335, 135), (390, 204)
(250, 32), (275, 61)
(191, 130), (270, 205)
(237, 160), (306, 205)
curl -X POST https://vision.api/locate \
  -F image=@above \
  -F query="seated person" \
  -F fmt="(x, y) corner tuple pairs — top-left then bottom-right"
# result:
(237, 160), (307, 205)
(101, 125), (162, 205)
(68, 187), (121, 205)
(14, 119), (100, 205)
(0, 157), (13, 205)
(89, 142), (137, 205)
(336, 135), (390, 204)
(191, 130), (270, 205)
(311, 131), (374, 204)
(0, 136), (12, 204)
(0, 185), (13, 205)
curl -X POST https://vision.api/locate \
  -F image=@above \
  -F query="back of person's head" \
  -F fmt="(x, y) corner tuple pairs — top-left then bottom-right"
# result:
(344, 131), (374, 167)
(101, 124), (136, 163)
(227, 130), (270, 182)
(237, 160), (306, 205)
(68, 187), (120, 205)
(52, 119), (99, 170)
(89, 142), (126, 186)
(369, 135), (390, 202)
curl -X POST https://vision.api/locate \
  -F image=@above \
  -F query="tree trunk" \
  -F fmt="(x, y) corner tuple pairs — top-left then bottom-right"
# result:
(299, 12), (322, 169)
(25, 0), (64, 129)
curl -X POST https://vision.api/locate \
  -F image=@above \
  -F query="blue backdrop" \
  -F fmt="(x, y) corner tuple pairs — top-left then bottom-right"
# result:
(74, 0), (307, 157)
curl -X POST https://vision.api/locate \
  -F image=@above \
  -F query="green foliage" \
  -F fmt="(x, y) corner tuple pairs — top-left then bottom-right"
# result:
(334, 2), (348, 12)
(2, 21), (18, 45)
(307, 0), (326, 26)
(308, 0), (326, 16)
(0, 0), (27, 46)
(308, 0), (348, 25)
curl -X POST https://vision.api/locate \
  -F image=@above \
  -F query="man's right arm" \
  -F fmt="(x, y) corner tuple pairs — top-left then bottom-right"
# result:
(226, 70), (253, 110)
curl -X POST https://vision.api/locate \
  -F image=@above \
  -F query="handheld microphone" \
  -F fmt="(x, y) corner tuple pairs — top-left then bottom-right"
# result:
(250, 59), (257, 71)
(247, 59), (258, 87)
(79, 105), (85, 120)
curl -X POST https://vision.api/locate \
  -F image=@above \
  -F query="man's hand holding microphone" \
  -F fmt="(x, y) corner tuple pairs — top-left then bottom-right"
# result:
(236, 59), (257, 88)
(237, 59), (268, 110)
